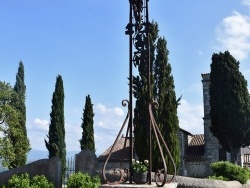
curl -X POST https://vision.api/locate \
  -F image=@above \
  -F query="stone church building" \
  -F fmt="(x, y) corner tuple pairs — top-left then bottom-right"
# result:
(98, 73), (250, 178)
(178, 73), (250, 177)
(178, 73), (227, 177)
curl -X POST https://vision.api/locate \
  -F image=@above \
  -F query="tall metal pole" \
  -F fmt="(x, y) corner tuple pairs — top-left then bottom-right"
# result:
(128, 2), (133, 184)
(145, 0), (152, 184)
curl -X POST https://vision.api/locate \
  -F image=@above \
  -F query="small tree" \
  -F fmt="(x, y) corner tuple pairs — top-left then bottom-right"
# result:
(45, 75), (66, 175)
(79, 95), (95, 152)
(210, 51), (250, 163)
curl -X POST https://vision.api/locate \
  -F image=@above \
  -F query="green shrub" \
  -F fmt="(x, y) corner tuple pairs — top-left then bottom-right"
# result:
(7, 173), (30, 188)
(67, 172), (101, 188)
(210, 161), (250, 184)
(208, 175), (229, 181)
(0, 173), (54, 188)
(30, 175), (54, 188)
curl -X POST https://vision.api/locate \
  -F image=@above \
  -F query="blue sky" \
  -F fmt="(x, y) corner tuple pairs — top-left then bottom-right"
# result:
(1, 0), (250, 156)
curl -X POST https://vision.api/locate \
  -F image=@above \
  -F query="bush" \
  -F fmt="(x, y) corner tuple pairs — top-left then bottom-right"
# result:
(210, 161), (250, 184)
(30, 175), (54, 188)
(207, 175), (229, 181)
(67, 172), (101, 188)
(0, 173), (54, 188)
(7, 173), (30, 188)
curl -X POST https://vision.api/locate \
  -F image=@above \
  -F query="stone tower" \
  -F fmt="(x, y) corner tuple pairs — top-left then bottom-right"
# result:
(201, 73), (220, 176)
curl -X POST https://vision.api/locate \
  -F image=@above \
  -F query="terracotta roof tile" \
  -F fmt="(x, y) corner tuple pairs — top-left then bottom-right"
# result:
(98, 136), (131, 162)
(185, 134), (205, 160)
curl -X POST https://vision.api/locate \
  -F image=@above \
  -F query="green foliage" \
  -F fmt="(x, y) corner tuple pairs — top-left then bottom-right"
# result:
(210, 161), (250, 184)
(0, 173), (54, 188)
(207, 175), (229, 181)
(79, 95), (95, 151)
(131, 159), (149, 173)
(7, 173), (30, 188)
(133, 21), (180, 173)
(0, 81), (29, 169)
(45, 75), (66, 176)
(30, 175), (54, 188)
(210, 51), (250, 163)
(67, 172), (101, 188)
(12, 61), (31, 167)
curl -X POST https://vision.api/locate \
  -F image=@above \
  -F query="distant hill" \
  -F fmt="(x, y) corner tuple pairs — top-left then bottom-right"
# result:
(0, 161), (7, 172)
(0, 150), (89, 172)
(27, 150), (80, 163)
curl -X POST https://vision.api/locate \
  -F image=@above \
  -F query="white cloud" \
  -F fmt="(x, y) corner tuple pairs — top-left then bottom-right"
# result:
(177, 99), (204, 135)
(32, 118), (49, 131)
(243, 0), (250, 7)
(95, 103), (125, 116)
(215, 11), (250, 60)
(27, 103), (127, 156)
(27, 100), (205, 157)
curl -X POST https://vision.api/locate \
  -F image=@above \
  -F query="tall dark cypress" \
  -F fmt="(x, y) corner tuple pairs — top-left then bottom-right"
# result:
(153, 37), (180, 173)
(133, 21), (158, 163)
(133, 22), (180, 173)
(79, 95), (95, 152)
(45, 75), (66, 175)
(210, 51), (250, 164)
(11, 61), (30, 167)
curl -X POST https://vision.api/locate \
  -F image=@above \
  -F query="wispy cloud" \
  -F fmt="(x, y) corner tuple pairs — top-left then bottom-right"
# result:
(243, 0), (250, 7)
(32, 118), (49, 131)
(27, 103), (127, 156)
(215, 11), (250, 60)
(177, 99), (204, 134)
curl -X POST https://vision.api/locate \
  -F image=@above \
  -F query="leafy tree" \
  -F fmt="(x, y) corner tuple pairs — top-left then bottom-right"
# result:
(210, 51), (250, 164)
(12, 61), (31, 167)
(79, 95), (95, 151)
(0, 62), (31, 169)
(0, 81), (18, 168)
(45, 75), (66, 175)
(133, 21), (180, 173)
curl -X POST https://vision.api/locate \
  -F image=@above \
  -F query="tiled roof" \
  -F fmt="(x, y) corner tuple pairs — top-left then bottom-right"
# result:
(179, 128), (193, 136)
(185, 134), (205, 160)
(98, 136), (131, 162)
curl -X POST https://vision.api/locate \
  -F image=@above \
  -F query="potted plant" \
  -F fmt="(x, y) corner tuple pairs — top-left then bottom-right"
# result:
(131, 159), (149, 184)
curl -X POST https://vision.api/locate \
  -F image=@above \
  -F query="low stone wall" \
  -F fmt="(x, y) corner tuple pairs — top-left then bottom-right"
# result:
(0, 157), (62, 188)
(175, 175), (242, 188)
(99, 173), (248, 188)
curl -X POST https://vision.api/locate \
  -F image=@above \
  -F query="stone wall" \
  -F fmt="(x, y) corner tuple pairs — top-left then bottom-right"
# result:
(0, 157), (62, 188)
(178, 130), (191, 176)
(185, 161), (206, 178)
(202, 73), (220, 177)
(75, 149), (98, 176)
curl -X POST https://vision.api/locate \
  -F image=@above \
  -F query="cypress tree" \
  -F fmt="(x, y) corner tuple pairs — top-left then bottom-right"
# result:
(133, 22), (180, 173)
(79, 95), (95, 152)
(210, 51), (250, 164)
(45, 75), (66, 175)
(153, 37), (180, 173)
(8, 61), (30, 168)
(133, 21), (158, 164)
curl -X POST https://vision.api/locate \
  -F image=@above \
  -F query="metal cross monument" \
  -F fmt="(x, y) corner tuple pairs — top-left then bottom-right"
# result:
(102, 0), (176, 187)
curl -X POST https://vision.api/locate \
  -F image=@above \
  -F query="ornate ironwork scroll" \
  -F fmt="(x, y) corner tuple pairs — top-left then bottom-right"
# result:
(102, 100), (131, 185)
